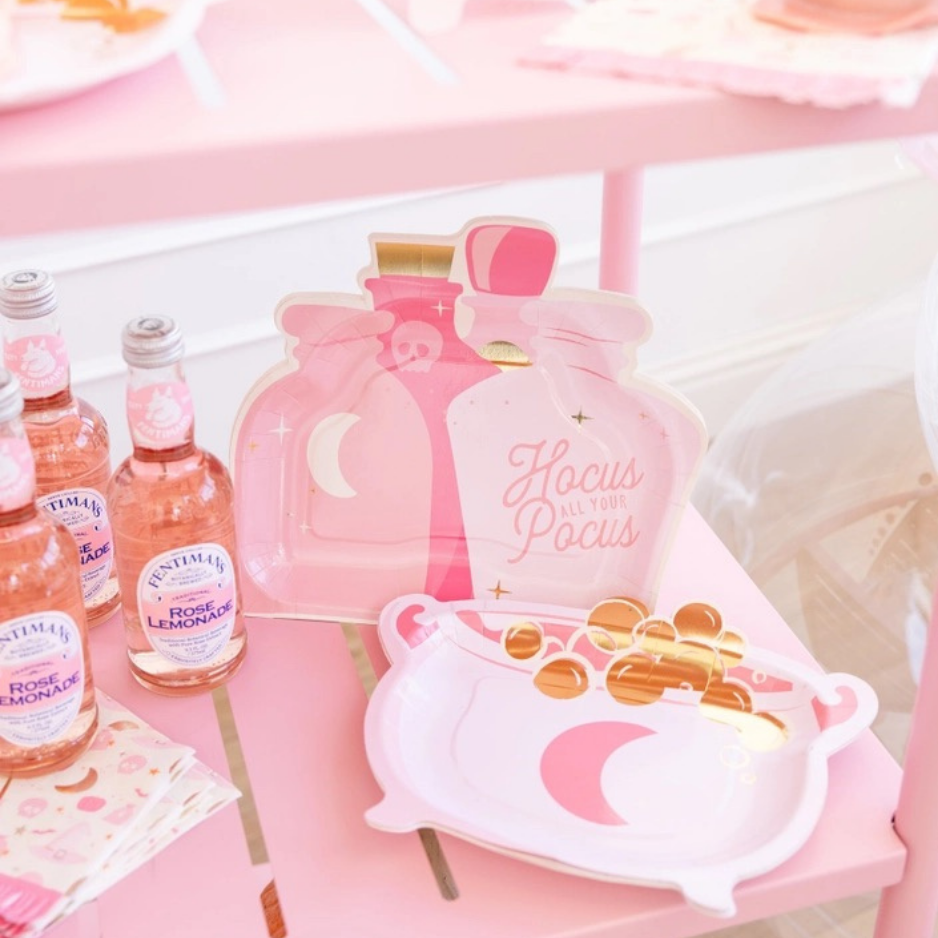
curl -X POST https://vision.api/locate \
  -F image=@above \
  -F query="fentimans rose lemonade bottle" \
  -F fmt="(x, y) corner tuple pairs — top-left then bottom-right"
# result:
(0, 370), (97, 776)
(0, 270), (120, 625)
(107, 317), (247, 694)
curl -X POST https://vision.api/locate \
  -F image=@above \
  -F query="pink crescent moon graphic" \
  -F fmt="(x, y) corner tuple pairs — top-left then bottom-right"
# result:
(540, 721), (655, 826)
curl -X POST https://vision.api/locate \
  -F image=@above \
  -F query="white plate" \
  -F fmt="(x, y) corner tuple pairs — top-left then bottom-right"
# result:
(364, 594), (878, 917)
(1, 0), (207, 111)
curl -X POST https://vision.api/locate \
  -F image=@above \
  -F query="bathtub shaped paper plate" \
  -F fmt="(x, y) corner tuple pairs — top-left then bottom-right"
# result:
(231, 218), (707, 624)
(363, 594), (878, 917)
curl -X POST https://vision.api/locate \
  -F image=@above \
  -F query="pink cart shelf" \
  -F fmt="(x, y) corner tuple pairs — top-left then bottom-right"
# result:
(5, 1), (938, 936)
(47, 509), (904, 938)
(4, 0), (938, 240)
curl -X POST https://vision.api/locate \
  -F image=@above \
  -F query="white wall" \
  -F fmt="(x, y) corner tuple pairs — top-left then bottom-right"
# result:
(1, 138), (937, 464)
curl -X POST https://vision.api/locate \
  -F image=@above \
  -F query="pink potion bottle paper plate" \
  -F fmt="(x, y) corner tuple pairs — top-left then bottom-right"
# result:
(363, 593), (877, 917)
(231, 218), (707, 623)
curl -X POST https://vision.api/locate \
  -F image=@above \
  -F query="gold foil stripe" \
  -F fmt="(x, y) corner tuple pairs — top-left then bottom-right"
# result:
(478, 341), (532, 370)
(211, 686), (270, 866)
(341, 622), (459, 901)
(374, 242), (455, 278)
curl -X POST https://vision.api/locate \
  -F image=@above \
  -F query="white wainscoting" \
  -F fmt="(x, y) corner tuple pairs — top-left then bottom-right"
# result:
(1, 138), (937, 463)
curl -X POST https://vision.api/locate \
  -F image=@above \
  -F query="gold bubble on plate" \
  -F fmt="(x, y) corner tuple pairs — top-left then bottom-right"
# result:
(701, 678), (753, 713)
(503, 621), (543, 661)
(668, 642), (724, 692)
(587, 598), (647, 651)
(606, 654), (665, 706)
(673, 602), (723, 643)
(634, 618), (680, 658)
(534, 658), (590, 700)
(719, 630), (746, 666)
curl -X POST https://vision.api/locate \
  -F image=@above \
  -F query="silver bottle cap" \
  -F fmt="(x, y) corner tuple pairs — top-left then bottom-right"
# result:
(0, 369), (24, 423)
(0, 269), (59, 319)
(122, 316), (185, 368)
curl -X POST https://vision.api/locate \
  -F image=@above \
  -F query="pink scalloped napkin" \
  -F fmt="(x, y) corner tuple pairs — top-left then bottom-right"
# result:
(521, 0), (938, 108)
(0, 692), (239, 937)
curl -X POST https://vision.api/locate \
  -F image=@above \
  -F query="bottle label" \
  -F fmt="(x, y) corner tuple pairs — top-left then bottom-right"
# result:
(127, 382), (194, 449)
(0, 437), (35, 513)
(0, 612), (84, 747)
(137, 543), (236, 667)
(37, 488), (113, 603)
(4, 335), (69, 398)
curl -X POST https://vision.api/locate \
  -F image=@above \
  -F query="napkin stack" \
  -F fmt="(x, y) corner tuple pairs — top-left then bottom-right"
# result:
(523, 0), (938, 108)
(0, 692), (239, 937)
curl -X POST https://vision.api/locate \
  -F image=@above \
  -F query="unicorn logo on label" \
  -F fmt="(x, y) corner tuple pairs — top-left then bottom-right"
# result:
(21, 340), (57, 380)
(146, 388), (183, 429)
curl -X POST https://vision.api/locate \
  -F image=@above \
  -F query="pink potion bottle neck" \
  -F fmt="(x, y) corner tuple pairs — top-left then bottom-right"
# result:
(526, 296), (651, 382)
(460, 221), (558, 364)
(0, 372), (37, 525)
(280, 301), (392, 371)
(365, 249), (500, 601)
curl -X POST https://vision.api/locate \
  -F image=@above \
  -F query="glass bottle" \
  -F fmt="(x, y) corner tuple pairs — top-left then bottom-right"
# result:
(107, 317), (247, 694)
(0, 270), (119, 625)
(0, 370), (97, 776)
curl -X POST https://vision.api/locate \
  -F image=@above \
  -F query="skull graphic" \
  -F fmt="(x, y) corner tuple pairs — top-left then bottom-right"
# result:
(391, 322), (443, 373)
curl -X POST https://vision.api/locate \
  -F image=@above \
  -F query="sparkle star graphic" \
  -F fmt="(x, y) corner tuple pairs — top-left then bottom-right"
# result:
(271, 415), (292, 444)
(660, 429), (669, 441)
(299, 522), (312, 535)
(248, 441), (260, 453)
(488, 580), (510, 600)
(571, 409), (593, 426)
(638, 411), (649, 421)
(431, 301), (450, 316)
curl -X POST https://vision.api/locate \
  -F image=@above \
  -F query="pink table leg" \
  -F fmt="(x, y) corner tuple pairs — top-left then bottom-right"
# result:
(873, 586), (938, 937)
(599, 167), (644, 294)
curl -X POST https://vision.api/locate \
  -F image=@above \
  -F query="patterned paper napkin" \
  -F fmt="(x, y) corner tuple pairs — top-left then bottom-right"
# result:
(0, 692), (239, 937)
(522, 0), (938, 108)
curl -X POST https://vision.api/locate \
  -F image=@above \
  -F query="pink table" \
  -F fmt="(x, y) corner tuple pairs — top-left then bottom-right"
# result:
(6, 2), (938, 935)
(48, 508), (903, 938)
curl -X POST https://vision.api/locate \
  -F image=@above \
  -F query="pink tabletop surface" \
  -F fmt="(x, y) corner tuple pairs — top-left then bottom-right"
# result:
(43, 507), (904, 938)
(3, 0), (938, 236)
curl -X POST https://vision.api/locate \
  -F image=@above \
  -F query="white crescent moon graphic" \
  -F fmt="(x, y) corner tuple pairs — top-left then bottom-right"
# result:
(307, 412), (360, 499)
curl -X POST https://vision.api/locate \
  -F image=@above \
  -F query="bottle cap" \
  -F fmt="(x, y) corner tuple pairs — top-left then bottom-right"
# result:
(465, 224), (556, 297)
(0, 270), (59, 319)
(0, 369), (24, 423)
(122, 316), (185, 368)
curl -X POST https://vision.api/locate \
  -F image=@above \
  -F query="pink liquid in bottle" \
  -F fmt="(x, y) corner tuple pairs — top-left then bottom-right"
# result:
(365, 241), (500, 600)
(0, 270), (119, 626)
(107, 317), (247, 695)
(0, 370), (98, 777)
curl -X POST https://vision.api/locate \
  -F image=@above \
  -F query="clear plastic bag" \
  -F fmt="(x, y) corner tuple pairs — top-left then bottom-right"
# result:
(695, 282), (938, 937)
(696, 286), (936, 762)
